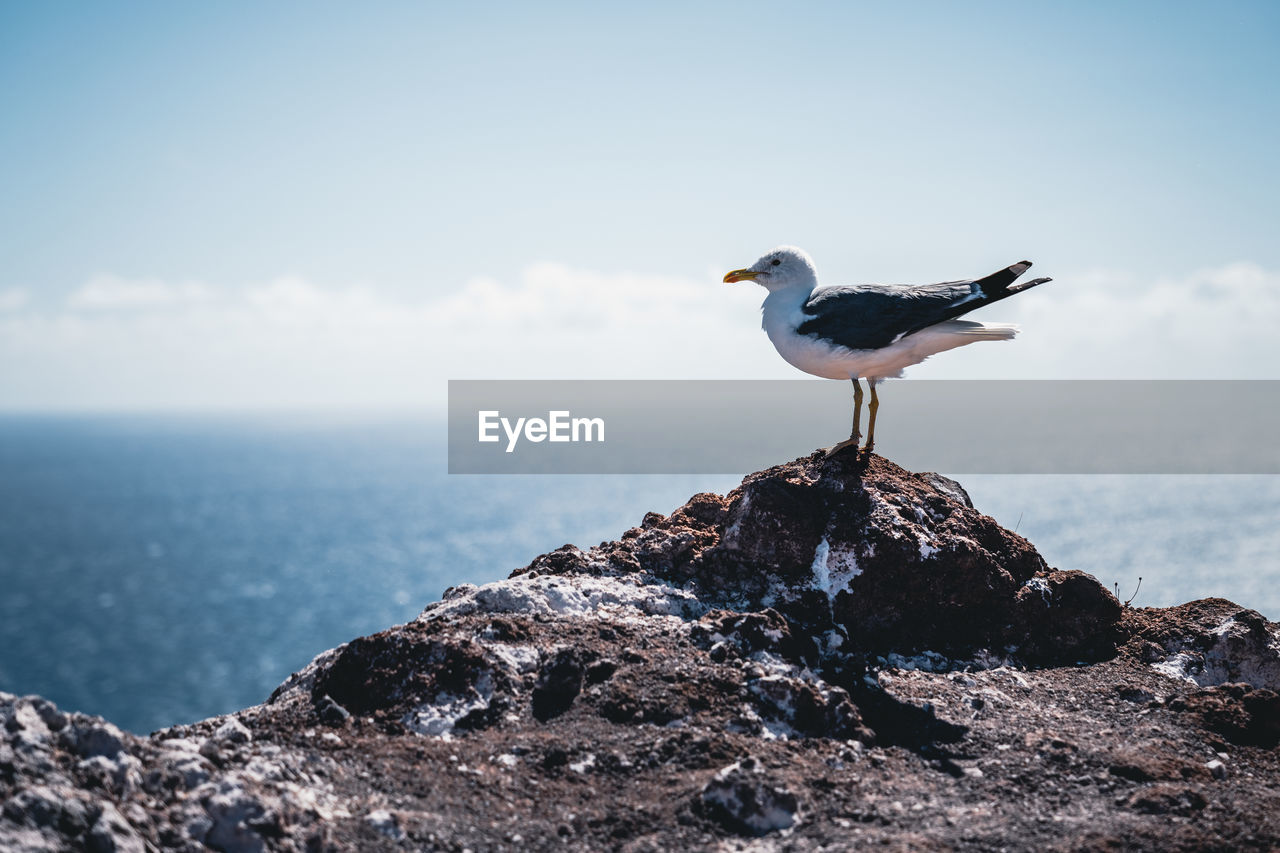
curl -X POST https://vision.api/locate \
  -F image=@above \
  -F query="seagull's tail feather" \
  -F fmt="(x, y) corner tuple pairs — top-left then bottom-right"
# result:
(976, 260), (1033, 292)
(932, 319), (1019, 341)
(973, 261), (1052, 304)
(935, 263), (1050, 327)
(1007, 276), (1052, 294)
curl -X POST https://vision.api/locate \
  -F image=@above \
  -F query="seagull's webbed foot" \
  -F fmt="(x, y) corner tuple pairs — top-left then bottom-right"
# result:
(861, 439), (874, 454)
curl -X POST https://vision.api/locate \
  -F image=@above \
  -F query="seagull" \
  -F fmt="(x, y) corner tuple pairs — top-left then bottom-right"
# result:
(724, 246), (1052, 456)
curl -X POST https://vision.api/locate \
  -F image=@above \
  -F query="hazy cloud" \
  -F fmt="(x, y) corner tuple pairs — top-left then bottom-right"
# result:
(0, 261), (1276, 410)
(0, 288), (28, 312)
(68, 275), (214, 310)
(929, 261), (1280, 381)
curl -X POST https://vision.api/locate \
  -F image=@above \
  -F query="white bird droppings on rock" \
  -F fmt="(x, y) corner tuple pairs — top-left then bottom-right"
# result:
(421, 572), (707, 623)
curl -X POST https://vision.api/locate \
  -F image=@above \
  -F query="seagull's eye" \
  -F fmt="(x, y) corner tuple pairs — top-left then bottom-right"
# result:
(770, 259), (781, 267)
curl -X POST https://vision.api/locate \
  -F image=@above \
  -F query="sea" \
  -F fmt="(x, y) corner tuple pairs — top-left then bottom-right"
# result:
(1, 415), (1277, 734)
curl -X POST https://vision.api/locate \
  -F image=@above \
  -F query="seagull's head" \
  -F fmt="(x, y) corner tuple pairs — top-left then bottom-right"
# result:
(723, 246), (818, 292)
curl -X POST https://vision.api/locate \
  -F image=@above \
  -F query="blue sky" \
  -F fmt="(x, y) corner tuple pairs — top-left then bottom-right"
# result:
(2, 2), (1279, 408)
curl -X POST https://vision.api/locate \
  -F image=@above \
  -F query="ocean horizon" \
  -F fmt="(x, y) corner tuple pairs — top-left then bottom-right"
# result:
(2, 414), (1277, 734)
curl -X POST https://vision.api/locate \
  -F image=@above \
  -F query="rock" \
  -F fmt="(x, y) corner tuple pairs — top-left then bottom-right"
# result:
(64, 721), (128, 759)
(212, 718), (252, 746)
(200, 780), (273, 853)
(919, 472), (974, 508)
(1012, 570), (1123, 662)
(86, 804), (144, 853)
(1121, 784), (1209, 816)
(531, 649), (585, 722)
(308, 625), (508, 736)
(2, 451), (1279, 851)
(314, 694), (350, 726)
(516, 452), (1113, 664)
(699, 757), (800, 836)
(693, 608), (805, 663)
(1167, 682), (1280, 747)
(1123, 599), (1280, 690)
(364, 809), (404, 841)
(584, 659), (617, 684)
(160, 751), (213, 789)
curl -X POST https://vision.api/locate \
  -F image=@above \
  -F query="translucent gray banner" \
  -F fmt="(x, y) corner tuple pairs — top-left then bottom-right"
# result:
(447, 380), (1280, 474)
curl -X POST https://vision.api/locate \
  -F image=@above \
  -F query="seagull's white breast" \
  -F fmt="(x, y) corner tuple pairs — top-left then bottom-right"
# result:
(760, 288), (866, 380)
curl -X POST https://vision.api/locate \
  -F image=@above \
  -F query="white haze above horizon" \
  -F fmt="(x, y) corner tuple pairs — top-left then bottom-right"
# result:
(1, 258), (1276, 412)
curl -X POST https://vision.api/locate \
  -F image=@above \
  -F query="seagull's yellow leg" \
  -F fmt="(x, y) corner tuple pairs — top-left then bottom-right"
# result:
(863, 382), (880, 453)
(824, 379), (864, 457)
(851, 378), (864, 442)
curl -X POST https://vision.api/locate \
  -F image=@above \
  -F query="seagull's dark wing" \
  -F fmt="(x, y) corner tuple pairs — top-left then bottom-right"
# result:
(798, 282), (976, 350)
(797, 261), (1051, 350)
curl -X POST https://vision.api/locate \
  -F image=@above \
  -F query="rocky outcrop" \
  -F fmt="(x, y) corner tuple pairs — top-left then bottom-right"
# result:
(3, 452), (1279, 851)
(1123, 597), (1280, 689)
(517, 453), (1115, 665)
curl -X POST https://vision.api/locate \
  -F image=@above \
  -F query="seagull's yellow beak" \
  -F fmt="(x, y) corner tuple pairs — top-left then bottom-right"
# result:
(723, 268), (761, 283)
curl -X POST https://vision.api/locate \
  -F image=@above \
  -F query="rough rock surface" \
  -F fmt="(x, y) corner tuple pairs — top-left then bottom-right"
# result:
(3, 452), (1279, 851)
